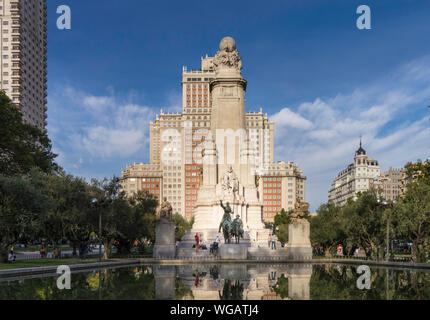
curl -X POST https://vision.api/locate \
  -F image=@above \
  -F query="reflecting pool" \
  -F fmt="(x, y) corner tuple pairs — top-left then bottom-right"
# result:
(0, 263), (429, 300)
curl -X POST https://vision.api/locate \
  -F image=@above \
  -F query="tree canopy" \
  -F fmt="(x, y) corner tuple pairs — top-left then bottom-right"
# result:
(0, 91), (58, 176)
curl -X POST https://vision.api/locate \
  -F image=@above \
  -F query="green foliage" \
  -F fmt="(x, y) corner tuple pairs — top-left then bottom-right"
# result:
(0, 91), (58, 176)
(310, 203), (346, 256)
(172, 213), (194, 241)
(0, 172), (49, 262)
(273, 209), (291, 245)
(90, 178), (158, 258)
(311, 160), (430, 262)
(342, 192), (386, 256)
(392, 160), (430, 263)
(273, 274), (288, 299)
(311, 192), (385, 257)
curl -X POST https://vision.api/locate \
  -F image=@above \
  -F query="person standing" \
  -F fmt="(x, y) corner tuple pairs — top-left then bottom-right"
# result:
(194, 233), (199, 247)
(9, 246), (15, 262)
(271, 234), (276, 250)
(40, 242), (47, 259)
(268, 234), (271, 248)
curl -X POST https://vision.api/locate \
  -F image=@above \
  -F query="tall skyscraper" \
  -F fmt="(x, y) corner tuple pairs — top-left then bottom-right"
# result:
(120, 38), (306, 222)
(0, 0), (48, 130)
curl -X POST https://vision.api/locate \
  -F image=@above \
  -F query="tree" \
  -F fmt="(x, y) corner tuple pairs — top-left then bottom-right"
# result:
(342, 192), (385, 258)
(29, 170), (94, 258)
(0, 172), (49, 262)
(90, 177), (159, 259)
(310, 203), (346, 257)
(116, 191), (158, 254)
(0, 91), (58, 176)
(273, 209), (292, 245)
(172, 213), (194, 241)
(392, 170), (430, 263)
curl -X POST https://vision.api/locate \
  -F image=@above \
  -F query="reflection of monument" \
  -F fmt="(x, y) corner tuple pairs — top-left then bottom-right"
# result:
(180, 37), (270, 250)
(287, 264), (312, 300)
(287, 198), (312, 259)
(154, 265), (176, 300)
(153, 198), (176, 258)
(174, 264), (311, 300)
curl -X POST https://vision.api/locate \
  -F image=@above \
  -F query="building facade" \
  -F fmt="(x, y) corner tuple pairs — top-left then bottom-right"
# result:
(380, 167), (406, 202)
(120, 41), (305, 222)
(259, 161), (306, 221)
(328, 141), (381, 206)
(0, 0), (47, 130)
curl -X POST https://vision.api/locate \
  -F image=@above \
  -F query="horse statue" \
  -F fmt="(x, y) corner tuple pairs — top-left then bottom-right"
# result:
(219, 200), (233, 244)
(231, 215), (244, 244)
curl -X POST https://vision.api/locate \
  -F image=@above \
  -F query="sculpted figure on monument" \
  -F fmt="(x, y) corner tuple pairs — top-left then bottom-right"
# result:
(231, 215), (244, 244)
(213, 36), (242, 71)
(219, 200), (233, 244)
(291, 198), (310, 223)
(159, 197), (173, 221)
(221, 165), (240, 200)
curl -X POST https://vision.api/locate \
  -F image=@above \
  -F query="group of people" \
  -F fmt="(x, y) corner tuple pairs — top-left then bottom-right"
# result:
(193, 233), (221, 255)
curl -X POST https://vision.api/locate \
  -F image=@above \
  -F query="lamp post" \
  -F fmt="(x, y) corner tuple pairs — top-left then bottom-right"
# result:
(91, 198), (102, 263)
(378, 198), (396, 262)
(377, 198), (390, 261)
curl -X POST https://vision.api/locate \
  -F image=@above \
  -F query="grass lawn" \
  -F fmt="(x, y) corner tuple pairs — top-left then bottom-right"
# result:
(0, 257), (110, 271)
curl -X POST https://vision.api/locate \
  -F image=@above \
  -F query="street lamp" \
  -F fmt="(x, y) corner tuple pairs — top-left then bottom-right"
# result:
(91, 198), (102, 263)
(377, 198), (394, 262)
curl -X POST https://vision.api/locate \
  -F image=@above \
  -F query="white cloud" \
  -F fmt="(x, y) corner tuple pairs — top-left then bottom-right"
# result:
(270, 56), (430, 211)
(272, 107), (313, 130)
(48, 86), (159, 177)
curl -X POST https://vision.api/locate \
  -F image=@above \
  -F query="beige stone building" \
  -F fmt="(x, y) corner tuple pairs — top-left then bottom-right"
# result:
(328, 141), (381, 206)
(120, 40), (305, 222)
(258, 161), (306, 221)
(380, 167), (406, 201)
(0, 0), (48, 130)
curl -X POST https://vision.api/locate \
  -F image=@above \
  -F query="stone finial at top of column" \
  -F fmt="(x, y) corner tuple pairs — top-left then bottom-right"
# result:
(213, 36), (242, 75)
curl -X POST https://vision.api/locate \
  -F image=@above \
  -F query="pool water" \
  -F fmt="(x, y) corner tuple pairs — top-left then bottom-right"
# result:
(0, 263), (429, 300)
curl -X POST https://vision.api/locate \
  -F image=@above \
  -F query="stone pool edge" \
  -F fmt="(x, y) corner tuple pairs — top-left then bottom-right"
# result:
(0, 258), (429, 277)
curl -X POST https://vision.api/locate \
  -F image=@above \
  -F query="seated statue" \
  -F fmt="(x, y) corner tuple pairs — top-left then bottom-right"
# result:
(291, 198), (310, 222)
(159, 197), (173, 221)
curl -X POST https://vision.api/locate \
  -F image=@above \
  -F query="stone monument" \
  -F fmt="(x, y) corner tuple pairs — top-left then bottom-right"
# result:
(286, 198), (312, 259)
(179, 37), (271, 253)
(153, 197), (176, 258)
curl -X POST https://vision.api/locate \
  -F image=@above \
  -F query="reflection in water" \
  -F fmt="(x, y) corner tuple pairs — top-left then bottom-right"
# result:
(0, 264), (429, 300)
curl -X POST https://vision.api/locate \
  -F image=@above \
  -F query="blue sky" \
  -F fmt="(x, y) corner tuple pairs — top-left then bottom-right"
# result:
(46, 0), (430, 211)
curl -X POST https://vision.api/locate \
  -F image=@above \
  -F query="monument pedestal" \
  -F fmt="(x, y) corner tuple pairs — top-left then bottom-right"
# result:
(153, 219), (176, 258)
(286, 221), (312, 260)
(219, 244), (247, 260)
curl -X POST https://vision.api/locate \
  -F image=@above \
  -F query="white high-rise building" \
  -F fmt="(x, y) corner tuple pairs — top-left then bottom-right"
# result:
(0, 0), (48, 130)
(328, 141), (381, 206)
